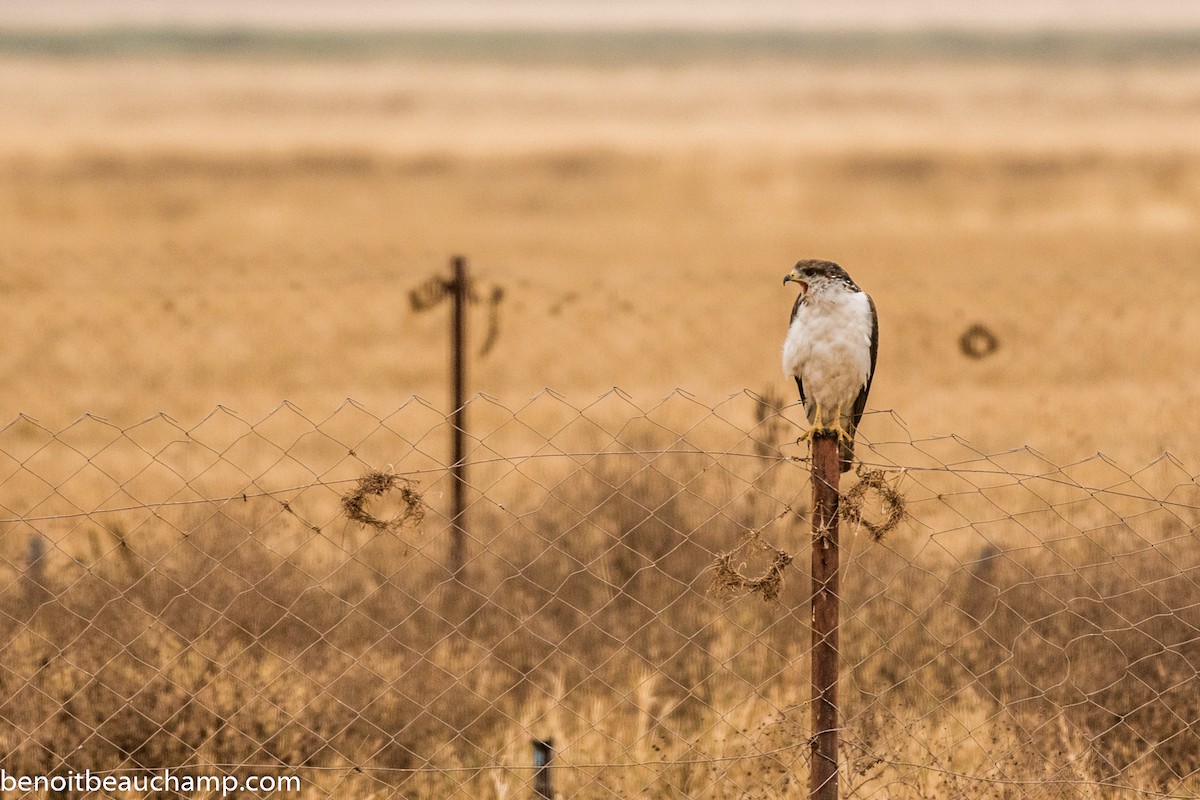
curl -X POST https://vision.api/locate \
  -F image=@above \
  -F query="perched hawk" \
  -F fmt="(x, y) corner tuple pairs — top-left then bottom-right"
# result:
(782, 259), (878, 472)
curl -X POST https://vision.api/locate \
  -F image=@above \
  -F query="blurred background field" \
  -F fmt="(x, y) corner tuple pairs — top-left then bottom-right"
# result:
(0, 15), (1199, 465)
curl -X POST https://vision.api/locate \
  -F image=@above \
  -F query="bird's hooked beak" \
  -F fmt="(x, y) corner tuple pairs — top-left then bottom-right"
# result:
(783, 273), (808, 295)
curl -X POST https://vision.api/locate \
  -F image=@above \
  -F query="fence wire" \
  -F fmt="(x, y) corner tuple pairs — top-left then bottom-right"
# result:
(1, 389), (1198, 799)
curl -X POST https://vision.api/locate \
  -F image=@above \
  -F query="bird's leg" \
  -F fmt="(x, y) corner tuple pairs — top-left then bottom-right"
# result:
(798, 400), (836, 442)
(828, 401), (856, 447)
(797, 399), (822, 442)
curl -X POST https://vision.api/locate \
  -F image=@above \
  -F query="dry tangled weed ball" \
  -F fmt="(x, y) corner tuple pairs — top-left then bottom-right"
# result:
(841, 466), (906, 541)
(959, 322), (1000, 359)
(709, 547), (795, 603)
(341, 470), (426, 533)
(709, 505), (797, 603)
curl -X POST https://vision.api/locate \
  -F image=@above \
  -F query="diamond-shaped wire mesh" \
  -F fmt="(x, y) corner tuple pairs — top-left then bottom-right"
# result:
(0, 391), (1198, 798)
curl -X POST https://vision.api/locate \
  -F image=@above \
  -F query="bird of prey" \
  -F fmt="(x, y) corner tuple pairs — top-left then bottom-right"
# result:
(782, 259), (878, 472)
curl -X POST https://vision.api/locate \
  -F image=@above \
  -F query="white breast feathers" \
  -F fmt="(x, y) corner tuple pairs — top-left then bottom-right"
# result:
(781, 290), (874, 426)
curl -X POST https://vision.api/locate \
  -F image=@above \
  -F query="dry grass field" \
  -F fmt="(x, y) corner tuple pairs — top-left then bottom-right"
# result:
(2, 31), (1200, 798)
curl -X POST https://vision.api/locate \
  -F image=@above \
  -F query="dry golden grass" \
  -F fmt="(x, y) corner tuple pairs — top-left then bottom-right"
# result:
(2, 397), (1197, 798)
(1, 44), (1200, 797)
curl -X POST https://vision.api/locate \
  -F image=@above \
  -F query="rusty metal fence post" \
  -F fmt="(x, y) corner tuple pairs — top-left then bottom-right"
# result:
(449, 255), (469, 579)
(810, 432), (841, 800)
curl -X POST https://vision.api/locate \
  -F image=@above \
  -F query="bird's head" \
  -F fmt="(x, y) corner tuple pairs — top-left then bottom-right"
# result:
(783, 259), (851, 298)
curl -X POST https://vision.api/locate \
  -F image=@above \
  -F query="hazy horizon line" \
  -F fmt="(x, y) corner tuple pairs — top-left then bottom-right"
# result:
(1, 26), (1198, 64)
(5, 0), (1200, 33)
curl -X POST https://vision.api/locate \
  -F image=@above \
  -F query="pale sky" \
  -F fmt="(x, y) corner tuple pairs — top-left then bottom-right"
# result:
(3, 0), (1200, 30)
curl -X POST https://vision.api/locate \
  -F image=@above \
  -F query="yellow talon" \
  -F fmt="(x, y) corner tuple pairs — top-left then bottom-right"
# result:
(798, 400), (823, 442)
(797, 401), (855, 446)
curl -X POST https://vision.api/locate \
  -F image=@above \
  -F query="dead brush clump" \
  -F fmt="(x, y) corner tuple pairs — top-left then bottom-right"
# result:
(840, 466), (906, 542)
(340, 470), (425, 533)
(708, 545), (794, 603)
(708, 511), (795, 603)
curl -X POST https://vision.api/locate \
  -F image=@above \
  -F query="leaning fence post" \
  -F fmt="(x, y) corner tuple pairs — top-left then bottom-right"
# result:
(809, 432), (841, 800)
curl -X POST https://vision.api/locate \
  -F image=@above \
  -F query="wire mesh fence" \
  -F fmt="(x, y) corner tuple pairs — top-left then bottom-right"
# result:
(1, 389), (1198, 798)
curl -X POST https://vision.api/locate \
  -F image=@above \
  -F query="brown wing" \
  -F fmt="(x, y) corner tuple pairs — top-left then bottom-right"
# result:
(848, 293), (879, 436)
(789, 293), (807, 405)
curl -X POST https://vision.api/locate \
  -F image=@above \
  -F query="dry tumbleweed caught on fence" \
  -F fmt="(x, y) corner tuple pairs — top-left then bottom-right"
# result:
(709, 506), (796, 602)
(840, 466), (906, 541)
(341, 470), (426, 532)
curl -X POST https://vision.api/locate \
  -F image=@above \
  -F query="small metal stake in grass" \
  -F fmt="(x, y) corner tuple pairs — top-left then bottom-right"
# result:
(810, 432), (841, 800)
(532, 738), (554, 799)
